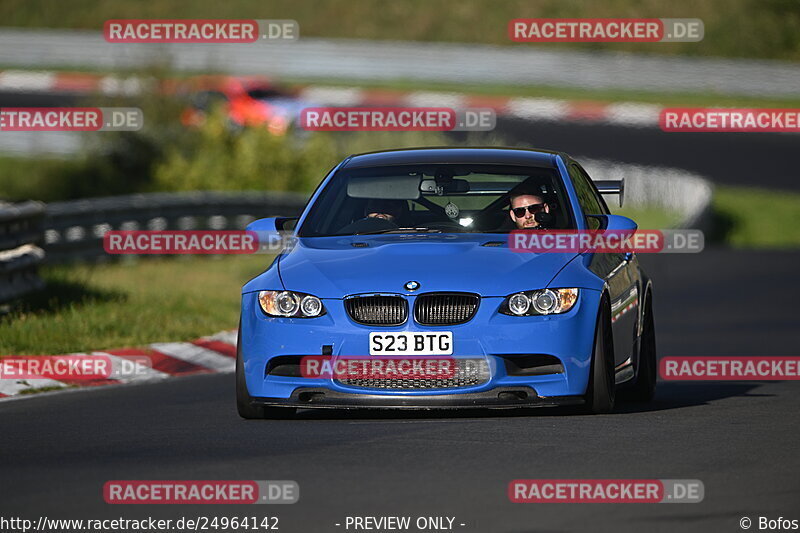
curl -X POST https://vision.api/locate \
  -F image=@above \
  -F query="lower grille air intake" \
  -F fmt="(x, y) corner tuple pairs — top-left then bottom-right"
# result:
(337, 358), (490, 390)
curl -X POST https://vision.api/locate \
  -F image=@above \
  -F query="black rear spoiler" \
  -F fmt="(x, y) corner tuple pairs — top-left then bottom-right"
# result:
(594, 179), (625, 207)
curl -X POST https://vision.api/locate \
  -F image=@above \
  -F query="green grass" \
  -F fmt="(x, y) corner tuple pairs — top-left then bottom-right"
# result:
(614, 207), (683, 230)
(0, 156), (74, 202)
(0, 255), (272, 355)
(712, 186), (800, 248)
(1, 0), (799, 60)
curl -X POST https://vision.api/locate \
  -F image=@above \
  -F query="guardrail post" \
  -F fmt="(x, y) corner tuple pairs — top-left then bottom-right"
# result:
(0, 200), (46, 307)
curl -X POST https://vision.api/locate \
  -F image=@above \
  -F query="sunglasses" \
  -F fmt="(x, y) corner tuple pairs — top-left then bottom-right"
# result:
(511, 203), (546, 218)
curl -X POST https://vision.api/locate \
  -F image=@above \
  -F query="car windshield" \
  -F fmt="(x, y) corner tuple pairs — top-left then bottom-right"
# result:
(297, 163), (575, 237)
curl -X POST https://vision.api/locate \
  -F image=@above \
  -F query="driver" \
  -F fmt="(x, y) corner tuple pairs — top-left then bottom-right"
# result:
(364, 199), (405, 223)
(509, 192), (550, 229)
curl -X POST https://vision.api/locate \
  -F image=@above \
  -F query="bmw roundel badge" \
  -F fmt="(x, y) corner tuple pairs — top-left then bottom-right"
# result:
(404, 281), (420, 291)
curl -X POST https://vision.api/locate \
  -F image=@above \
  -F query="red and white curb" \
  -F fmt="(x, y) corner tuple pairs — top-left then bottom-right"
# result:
(0, 330), (237, 400)
(302, 86), (663, 128)
(612, 301), (639, 324)
(0, 69), (663, 128)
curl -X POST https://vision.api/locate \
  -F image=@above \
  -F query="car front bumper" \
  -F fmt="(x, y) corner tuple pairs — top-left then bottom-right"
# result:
(239, 288), (603, 407)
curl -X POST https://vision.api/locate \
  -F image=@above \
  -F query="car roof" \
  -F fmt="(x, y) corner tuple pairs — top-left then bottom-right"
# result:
(342, 147), (566, 169)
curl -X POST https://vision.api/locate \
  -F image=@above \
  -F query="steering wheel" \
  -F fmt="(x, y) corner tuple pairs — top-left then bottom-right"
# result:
(337, 216), (399, 235)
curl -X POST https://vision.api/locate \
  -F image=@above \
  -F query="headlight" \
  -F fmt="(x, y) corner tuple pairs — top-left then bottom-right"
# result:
(258, 290), (326, 318)
(300, 295), (324, 317)
(501, 288), (579, 316)
(508, 293), (531, 315)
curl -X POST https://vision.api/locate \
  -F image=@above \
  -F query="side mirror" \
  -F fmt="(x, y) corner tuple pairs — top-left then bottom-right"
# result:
(246, 217), (297, 232)
(246, 217), (298, 252)
(600, 214), (638, 232)
(246, 217), (277, 234)
(582, 215), (638, 255)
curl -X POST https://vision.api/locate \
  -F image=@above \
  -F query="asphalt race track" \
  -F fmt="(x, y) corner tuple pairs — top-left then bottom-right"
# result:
(1, 249), (798, 532)
(1, 86), (798, 531)
(495, 117), (800, 191)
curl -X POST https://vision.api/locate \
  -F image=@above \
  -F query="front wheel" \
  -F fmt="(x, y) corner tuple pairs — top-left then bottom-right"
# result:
(582, 296), (616, 414)
(625, 290), (657, 402)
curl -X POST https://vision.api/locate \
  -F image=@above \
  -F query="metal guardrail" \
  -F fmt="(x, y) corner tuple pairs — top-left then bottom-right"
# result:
(43, 191), (308, 263)
(0, 200), (46, 305)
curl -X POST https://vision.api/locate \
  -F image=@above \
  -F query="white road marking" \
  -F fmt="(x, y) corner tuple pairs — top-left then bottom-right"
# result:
(203, 330), (238, 347)
(149, 342), (235, 372)
(505, 97), (569, 121)
(0, 359), (68, 395)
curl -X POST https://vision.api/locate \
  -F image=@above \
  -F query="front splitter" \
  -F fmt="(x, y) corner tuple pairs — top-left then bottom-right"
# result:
(252, 386), (584, 410)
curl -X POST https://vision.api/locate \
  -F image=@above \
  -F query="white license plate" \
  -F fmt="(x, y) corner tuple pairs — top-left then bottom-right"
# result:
(369, 332), (453, 356)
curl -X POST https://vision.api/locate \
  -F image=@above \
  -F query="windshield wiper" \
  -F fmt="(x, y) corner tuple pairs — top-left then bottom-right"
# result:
(354, 227), (447, 235)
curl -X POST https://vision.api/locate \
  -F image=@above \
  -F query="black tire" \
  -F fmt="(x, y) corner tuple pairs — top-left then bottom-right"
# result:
(625, 290), (657, 402)
(236, 322), (296, 420)
(582, 296), (616, 414)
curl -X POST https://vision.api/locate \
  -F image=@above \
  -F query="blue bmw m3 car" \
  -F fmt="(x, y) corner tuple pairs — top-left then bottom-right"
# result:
(236, 148), (656, 417)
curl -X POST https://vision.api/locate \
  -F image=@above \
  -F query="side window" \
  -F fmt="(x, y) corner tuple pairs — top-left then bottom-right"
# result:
(577, 165), (611, 214)
(568, 164), (606, 229)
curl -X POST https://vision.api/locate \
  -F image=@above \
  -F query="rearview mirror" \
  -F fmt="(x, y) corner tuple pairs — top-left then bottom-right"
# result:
(420, 178), (470, 195)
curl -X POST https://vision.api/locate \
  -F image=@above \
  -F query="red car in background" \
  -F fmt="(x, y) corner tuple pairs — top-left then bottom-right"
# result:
(180, 75), (308, 135)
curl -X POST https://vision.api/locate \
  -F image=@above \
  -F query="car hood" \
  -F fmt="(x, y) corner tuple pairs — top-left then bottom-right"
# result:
(263, 234), (578, 298)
